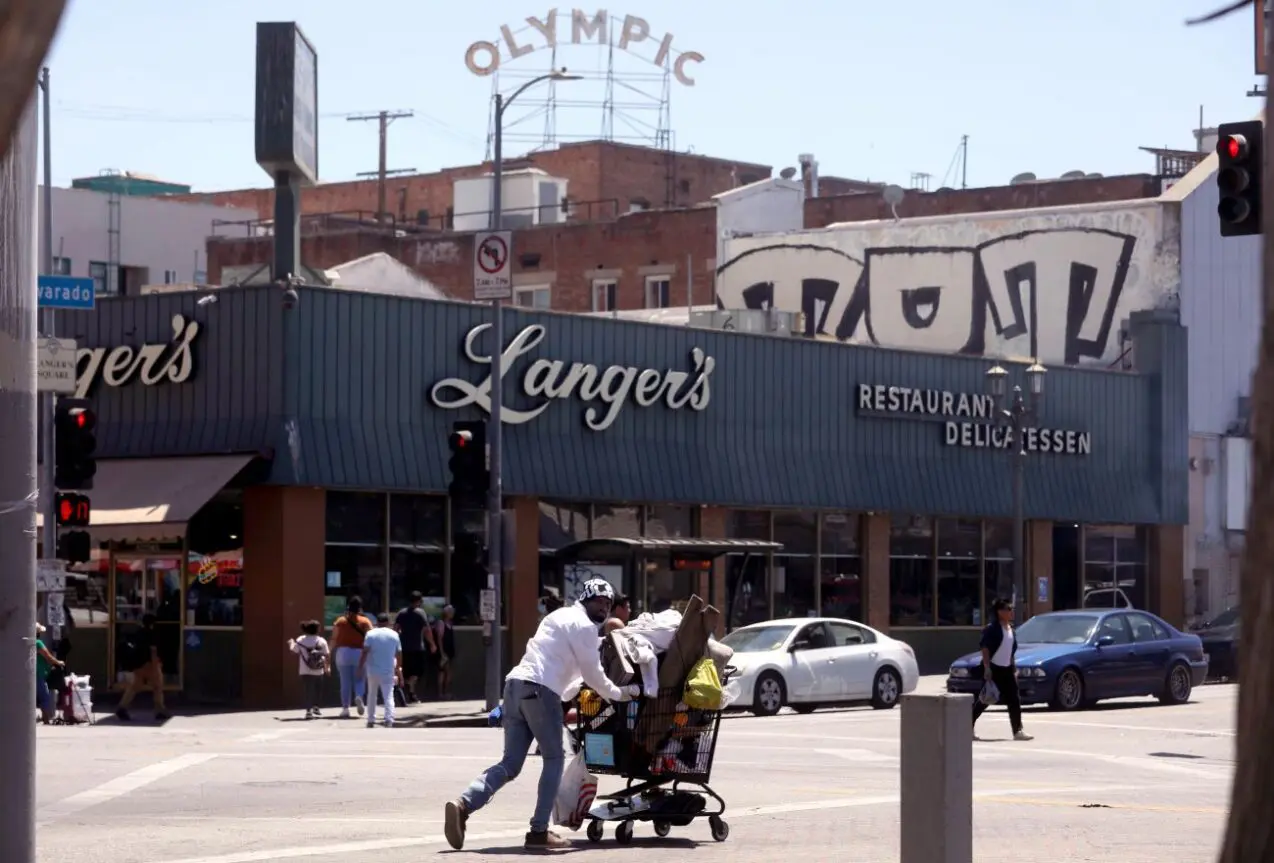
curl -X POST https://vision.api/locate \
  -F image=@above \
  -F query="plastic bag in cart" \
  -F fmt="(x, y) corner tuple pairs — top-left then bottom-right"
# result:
(552, 750), (598, 831)
(682, 657), (723, 710)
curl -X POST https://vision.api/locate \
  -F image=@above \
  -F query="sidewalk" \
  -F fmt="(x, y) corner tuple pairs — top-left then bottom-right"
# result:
(84, 694), (493, 729)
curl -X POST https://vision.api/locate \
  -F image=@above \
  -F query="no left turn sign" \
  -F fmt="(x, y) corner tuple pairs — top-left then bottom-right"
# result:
(473, 230), (513, 301)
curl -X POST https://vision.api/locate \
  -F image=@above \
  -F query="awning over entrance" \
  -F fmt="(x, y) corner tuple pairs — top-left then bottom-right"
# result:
(37, 454), (255, 531)
(554, 537), (782, 562)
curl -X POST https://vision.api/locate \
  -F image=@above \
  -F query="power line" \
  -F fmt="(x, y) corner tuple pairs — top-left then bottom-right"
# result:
(348, 110), (414, 223)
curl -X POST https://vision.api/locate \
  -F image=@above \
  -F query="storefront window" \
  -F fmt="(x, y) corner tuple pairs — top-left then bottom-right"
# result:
(1083, 525), (1147, 610)
(643, 505), (696, 613)
(592, 504), (642, 538)
(184, 552), (244, 628)
(326, 491), (386, 544)
(324, 545), (386, 624)
(820, 513), (861, 621)
(773, 511), (816, 618)
(388, 494), (446, 615)
(325, 491), (387, 618)
(983, 521), (1015, 616)
(187, 490), (245, 628)
(539, 501), (591, 605)
(66, 547), (109, 627)
(936, 518), (981, 627)
(448, 507), (492, 626)
(726, 510), (770, 629)
(890, 515), (934, 627)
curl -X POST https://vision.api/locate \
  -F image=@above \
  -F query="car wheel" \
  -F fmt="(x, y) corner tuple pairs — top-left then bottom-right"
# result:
(792, 703), (818, 714)
(1049, 668), (1085, 711)
(1158, 662), (1193, 705)
(751, 671), (786, 717)
(871, 667), (901, 710)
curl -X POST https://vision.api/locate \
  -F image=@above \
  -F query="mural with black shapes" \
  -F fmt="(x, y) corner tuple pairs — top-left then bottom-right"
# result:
(714, 205), (1175, 367)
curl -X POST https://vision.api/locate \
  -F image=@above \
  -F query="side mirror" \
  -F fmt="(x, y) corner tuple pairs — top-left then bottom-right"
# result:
(1096, 635), (1115, 648)
(789, 638), (809, 653)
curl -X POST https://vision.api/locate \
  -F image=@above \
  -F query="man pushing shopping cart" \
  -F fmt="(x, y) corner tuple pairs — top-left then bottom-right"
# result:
(443, 579), (638, 851)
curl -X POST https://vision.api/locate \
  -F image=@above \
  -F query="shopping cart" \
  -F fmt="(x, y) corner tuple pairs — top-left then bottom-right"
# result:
(573, 666), (734, 845)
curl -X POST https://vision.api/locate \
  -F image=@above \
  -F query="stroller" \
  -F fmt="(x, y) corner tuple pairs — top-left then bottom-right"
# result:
(573, 666), (735, 845)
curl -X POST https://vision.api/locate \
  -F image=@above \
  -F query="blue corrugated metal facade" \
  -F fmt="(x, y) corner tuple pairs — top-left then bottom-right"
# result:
(62, 286), (1187, 526)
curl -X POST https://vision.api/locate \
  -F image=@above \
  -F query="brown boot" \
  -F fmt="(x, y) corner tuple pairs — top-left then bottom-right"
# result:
(524, 829), (570, 849)
(444, 799), (468, 850)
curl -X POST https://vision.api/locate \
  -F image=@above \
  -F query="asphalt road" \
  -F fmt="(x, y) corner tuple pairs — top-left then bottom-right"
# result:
(34, 678), (1236, 862)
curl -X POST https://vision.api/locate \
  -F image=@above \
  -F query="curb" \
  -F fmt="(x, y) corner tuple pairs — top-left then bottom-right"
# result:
(421, 715), (491, 728)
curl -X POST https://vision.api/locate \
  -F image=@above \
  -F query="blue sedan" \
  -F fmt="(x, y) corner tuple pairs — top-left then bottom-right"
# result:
(946, 609), (1209, 711)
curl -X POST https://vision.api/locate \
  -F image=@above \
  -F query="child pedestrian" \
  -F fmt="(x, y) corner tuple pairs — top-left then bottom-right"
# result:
(287, 620), (330, 719)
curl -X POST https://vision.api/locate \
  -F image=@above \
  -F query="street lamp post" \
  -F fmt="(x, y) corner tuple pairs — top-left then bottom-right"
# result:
(485, 69), (581, 710)
(984, 361), (1046, 625)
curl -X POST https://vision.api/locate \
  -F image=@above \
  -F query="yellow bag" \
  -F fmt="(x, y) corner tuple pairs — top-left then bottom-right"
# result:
(683, 657), (723, 710)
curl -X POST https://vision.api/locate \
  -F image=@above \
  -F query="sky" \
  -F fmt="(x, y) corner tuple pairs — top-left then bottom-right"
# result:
(42, 0), (1267, 193)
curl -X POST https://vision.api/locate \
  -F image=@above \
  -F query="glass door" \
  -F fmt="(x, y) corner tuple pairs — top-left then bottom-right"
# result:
(111, 556), (184, 690)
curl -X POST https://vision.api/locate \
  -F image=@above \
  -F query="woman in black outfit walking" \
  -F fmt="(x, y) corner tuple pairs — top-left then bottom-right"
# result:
(434, 604), (457, 699)
(972, 598), (1033, 741)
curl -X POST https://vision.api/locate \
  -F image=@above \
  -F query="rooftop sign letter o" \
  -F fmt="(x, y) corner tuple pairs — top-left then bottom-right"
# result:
(466, 40), (500, 76)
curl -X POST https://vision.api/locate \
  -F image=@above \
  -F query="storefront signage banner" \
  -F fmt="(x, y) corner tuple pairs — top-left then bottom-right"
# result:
(75, 313), (200, 398)
(856, 383), (1092, 456)
(430, 323), (714, 431)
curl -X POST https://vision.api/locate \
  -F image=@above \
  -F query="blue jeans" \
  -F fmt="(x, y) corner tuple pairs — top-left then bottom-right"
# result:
(462, 678), (565, 833)
(334, 646), (366, 708)
(36, 677), (52, 717)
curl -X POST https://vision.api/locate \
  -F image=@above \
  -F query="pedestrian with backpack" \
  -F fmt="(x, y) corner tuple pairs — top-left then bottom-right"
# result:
(288, 620), (330, 719)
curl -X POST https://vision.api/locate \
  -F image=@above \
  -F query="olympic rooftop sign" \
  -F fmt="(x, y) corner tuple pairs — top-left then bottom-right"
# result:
(464, 8), (705, 87)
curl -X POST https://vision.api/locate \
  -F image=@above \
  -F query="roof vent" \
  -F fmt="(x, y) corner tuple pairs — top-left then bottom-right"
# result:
(1060, 170), (1086, 180)
(1010, 172), (1037, 185)
(1085, 172), (1103, 179)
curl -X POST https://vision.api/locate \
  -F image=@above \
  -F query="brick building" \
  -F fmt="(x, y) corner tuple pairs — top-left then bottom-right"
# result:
(194, 139), (1162, 314)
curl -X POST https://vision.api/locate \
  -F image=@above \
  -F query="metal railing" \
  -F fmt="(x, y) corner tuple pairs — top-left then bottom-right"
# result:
(208, 198), (624, 238)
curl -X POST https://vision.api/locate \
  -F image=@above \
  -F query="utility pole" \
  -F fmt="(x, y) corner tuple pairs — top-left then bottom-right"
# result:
(347, 110), (414, 224)
(0, 90), (42, 863)
(40, 67), (55, 564)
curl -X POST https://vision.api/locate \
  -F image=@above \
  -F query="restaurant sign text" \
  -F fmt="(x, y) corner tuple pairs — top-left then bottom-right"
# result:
(856, 383), (1091, 455)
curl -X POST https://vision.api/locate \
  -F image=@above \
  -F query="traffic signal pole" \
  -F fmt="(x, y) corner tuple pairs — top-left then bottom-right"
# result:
(39, 67), (55, 563)
(484, 92), (506, 712)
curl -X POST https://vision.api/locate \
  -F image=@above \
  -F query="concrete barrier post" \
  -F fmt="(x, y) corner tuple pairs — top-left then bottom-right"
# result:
(900, 692), (974, 863)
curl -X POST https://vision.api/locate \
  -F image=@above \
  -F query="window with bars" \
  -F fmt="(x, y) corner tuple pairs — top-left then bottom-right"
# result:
(515, 285), (551, 310)
(644, 276), (670, 309)
(592, 279), (617, 312)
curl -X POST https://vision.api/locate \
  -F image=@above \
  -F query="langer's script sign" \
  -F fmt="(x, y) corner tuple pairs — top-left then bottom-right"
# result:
(465, 9), (705, 87)
(430, 323), (713, 430)
(75, 313), (200, 398)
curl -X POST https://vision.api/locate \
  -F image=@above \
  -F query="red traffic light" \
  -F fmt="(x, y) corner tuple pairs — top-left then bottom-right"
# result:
(449, 430), (474, 450)
(1219, 134), (1248, 160)
(54, 492), (91, 528)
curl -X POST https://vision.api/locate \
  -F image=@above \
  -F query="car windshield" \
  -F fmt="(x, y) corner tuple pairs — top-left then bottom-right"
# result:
(1209, 607), (1241, 627)
(1015, 614), (1099, 644)
(721, 624), (795, 652)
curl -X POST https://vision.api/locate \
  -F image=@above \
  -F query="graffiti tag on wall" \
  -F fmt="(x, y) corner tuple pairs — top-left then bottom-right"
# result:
(715, 228), (1145, 366)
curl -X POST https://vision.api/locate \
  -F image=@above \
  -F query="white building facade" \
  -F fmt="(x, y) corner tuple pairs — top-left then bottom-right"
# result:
(712, 155), (1258, 623)
(37, 186), (256, 296)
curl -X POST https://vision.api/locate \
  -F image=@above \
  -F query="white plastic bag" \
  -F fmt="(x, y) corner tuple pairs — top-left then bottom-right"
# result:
(552, 750), (598, 831)
(721, 676), (740, 709)
(978, 680), (1000, 705)
(68, 675), (93, 722)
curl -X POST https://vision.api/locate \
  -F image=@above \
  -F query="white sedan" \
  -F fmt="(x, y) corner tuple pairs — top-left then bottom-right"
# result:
(721, 618), (920, 717)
